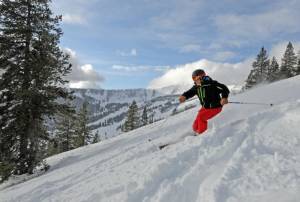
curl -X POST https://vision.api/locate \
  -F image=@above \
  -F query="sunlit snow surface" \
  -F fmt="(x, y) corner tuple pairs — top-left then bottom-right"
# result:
(1, 76), (300, 202)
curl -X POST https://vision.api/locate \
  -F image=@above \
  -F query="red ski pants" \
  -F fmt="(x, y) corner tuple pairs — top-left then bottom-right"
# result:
(193, 107), (222, 134)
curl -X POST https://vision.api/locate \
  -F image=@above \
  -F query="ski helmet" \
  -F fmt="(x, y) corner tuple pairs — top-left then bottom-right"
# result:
(192, 69), (205, 81)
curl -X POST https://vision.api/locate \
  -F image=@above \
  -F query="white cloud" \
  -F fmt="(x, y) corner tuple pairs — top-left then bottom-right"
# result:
(212, 51), (236, 62)
(148, 58), (253, 89)
(131, 49), (137, 56)
(112, 64), (170, 72)
(148, 0), (203, 31)
(69, 81), (98, 89)
(215, 6), (300, 39)
(143, 0), (206, 52)
(62, 14), (86, 25)
(81, 64), (93, 73)
(64, 48), (104, 89)
(51, 0), (98, 26)
(180, 44), (202, 53)
(148, 41), (300, 90)
(1, 48), (104, 89)
(116, 49), (138, 57)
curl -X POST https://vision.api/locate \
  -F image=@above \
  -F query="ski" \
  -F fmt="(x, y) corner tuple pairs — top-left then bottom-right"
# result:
(158, 143), (170, 150)
(158, 133), (198, 150)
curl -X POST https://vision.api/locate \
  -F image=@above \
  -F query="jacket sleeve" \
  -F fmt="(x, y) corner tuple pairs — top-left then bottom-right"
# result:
(215, 82), (230, 98)
(181, 86), (197, 100)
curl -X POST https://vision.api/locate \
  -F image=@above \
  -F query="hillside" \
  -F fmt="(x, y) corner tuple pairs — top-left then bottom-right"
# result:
(1, 76), (300, 202)
(70, 88), (179, 139)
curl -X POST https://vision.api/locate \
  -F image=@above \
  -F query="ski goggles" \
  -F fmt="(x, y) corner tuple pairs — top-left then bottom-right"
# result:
(192, 75), (210, 82)
(192, 75), (203, 81)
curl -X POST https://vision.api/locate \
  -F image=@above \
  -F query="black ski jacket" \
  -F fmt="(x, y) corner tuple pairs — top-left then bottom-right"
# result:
(182, 77), (230, 109)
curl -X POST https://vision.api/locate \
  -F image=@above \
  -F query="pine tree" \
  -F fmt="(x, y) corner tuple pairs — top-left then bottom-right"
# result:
(0, 0), (73, 176)
(92, 131), (101, 144)
(267, 57), (280, 82)
(123, 100), (139, 132)
(149, 110), (154, 124)
(296, 51), (300, 76)
(132, 101), (140, 129)
(54, 108), (77, 152)
(280, 42), (297, 78)
(244, 47), (270, 89)
(75, 101), (92, 147)
(297, 58), (300, 76)
(141, 106), (148, 127)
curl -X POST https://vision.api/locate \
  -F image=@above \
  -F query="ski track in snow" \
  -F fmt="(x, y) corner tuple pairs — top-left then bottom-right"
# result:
(1, 76), (300, 202)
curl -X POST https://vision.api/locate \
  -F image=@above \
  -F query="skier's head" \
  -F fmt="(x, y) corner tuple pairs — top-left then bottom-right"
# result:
(192, 69), (206, 81)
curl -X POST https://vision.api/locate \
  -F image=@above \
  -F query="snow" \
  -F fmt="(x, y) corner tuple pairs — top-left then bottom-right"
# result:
(1, 76), (300, 202)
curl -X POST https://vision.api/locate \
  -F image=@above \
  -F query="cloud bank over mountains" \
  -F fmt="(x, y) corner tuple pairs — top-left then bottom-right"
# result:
(148, 41), (300, 90)
(147, 58), (252, 90)
(63, 48), (105, 89)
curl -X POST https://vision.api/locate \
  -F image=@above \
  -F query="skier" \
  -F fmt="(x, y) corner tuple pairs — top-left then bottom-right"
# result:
(179, 69), (230, 134)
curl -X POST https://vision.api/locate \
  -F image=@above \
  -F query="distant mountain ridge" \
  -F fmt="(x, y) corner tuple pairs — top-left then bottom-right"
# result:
(71, 88), (181, 140)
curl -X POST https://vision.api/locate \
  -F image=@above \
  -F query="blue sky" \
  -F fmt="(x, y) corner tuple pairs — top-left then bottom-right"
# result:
(52, 0), (300, 89)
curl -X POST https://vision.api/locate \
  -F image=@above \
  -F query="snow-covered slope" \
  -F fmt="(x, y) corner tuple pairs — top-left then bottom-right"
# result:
(1, 76), (300, 202)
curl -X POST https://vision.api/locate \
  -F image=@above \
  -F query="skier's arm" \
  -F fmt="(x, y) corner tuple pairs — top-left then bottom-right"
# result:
(215, 82), (230, 98)
(181, 86), (197, 101)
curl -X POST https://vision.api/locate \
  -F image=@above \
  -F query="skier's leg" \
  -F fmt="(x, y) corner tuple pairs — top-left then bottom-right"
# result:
(197, 112), (208, 134)
(193, 107), (206, 133)
(192, 110), (200, 132)
(195, 107), (222, 134)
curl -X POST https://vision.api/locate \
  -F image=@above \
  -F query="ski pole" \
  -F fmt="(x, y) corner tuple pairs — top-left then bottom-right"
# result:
(229, 101), (274, 106)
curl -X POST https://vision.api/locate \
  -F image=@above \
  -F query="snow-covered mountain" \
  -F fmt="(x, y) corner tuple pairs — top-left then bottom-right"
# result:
(1, 76), (300, 202)
(71, 88), (180, 139)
